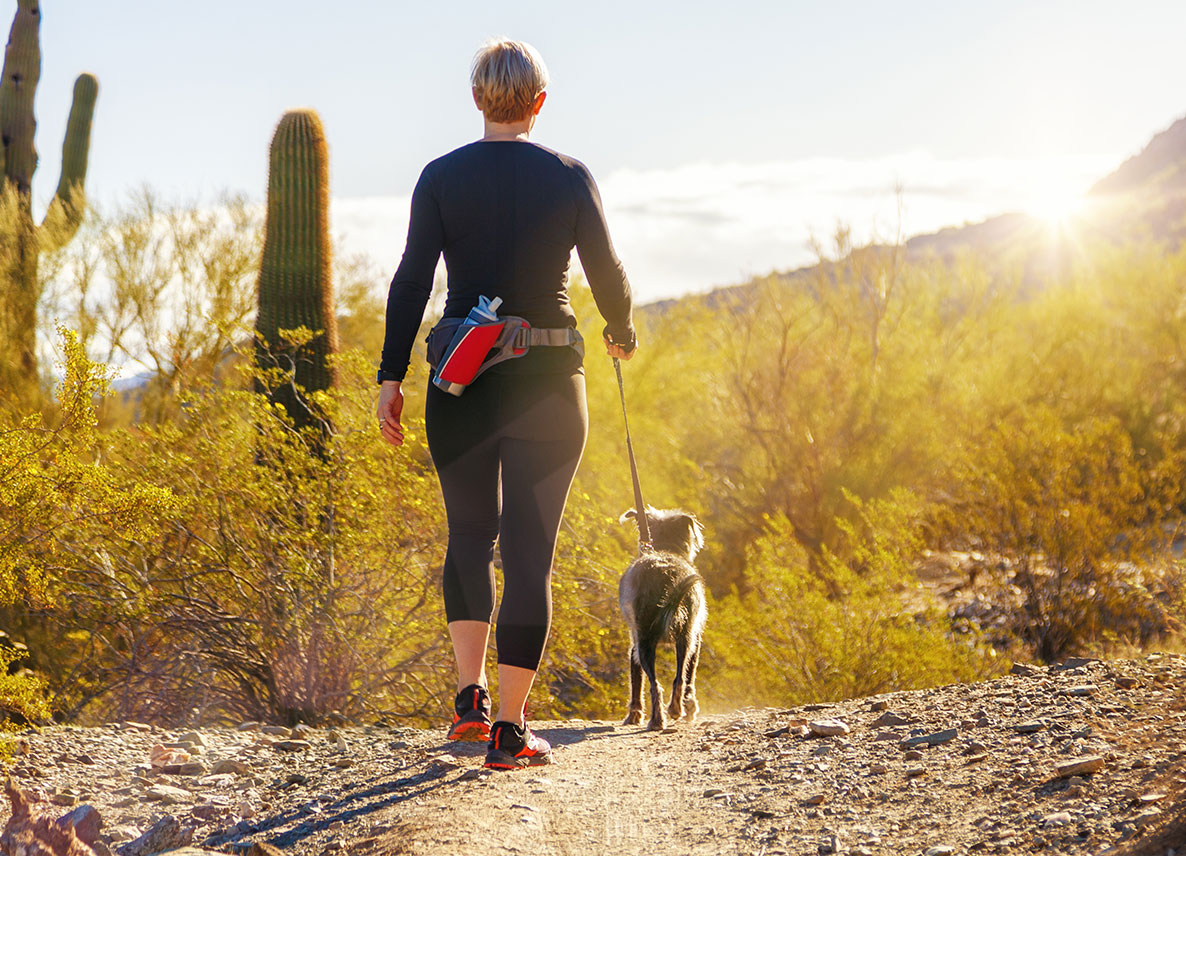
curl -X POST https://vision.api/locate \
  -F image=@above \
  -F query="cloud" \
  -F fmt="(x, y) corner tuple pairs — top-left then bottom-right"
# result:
(332, 151), (1118, 304)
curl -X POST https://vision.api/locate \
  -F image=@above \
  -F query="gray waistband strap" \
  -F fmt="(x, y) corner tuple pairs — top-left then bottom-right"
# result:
(523, 326), (581, 347)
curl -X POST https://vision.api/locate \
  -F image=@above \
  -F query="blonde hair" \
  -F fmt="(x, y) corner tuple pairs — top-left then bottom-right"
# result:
(470, 38), (549, 124)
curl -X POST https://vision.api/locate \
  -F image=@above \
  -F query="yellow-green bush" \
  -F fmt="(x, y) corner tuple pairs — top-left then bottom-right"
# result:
(709, 494), (1006, 711)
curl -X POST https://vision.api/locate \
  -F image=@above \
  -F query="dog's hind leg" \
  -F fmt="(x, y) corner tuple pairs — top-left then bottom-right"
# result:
(681, 603), (706, 721)
(637, 636), (666, 731)
(667, 626), (688, 722)
(682, 642), (701, 721)
(623, 637), (644, 726)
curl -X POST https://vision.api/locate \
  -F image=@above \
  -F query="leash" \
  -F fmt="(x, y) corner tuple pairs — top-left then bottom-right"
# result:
(613, 357), (653, 551)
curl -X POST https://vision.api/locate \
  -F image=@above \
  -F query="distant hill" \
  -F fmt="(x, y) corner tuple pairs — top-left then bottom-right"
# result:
(644, 113), (1186, 313)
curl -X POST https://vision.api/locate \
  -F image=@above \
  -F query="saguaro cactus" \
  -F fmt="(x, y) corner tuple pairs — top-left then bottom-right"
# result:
(255, 108), (339, 438)
(0, 0), (98, 404)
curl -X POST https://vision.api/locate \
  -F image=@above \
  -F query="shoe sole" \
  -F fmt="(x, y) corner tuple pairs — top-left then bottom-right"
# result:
(484, 749), (554, 770)
(445, 716), (488, 739)
(447, 721), (491, 742)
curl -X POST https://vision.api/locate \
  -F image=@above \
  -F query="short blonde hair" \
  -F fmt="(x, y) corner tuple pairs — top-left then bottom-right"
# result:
(470, 38), (549, 124)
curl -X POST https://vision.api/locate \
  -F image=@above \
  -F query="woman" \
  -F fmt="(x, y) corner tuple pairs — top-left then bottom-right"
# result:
(376, 38), (636, 770)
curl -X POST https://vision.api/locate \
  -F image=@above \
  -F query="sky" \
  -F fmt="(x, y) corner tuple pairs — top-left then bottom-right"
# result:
(23, 0), (1186, 302)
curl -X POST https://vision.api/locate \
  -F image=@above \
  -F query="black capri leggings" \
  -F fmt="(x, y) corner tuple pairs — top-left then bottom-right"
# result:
(425, 367), (588, 671)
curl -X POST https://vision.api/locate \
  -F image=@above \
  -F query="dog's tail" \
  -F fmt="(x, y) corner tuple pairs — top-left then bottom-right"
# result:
(647, 573), (703, 642)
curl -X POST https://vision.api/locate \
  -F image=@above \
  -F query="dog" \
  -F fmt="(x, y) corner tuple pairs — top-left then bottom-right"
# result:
(618, 507), (708, 730)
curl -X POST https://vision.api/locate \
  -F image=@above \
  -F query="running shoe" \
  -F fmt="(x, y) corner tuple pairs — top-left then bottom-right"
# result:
(447, 683), (492, 742)
(484, 720), (553, 769)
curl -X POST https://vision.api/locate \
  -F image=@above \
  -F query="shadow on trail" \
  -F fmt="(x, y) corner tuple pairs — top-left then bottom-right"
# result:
(204, 722), (694, 854)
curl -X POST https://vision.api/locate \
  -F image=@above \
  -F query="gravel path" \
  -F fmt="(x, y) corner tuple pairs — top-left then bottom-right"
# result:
(4, 653), (1184, 856)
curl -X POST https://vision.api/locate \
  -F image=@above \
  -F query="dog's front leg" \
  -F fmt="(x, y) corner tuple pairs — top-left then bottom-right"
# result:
(623, 641), (644, 725)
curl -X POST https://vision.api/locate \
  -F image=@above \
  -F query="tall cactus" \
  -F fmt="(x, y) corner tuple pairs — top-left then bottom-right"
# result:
(255, 108), (339, 439)
(0, 0), (97, 405)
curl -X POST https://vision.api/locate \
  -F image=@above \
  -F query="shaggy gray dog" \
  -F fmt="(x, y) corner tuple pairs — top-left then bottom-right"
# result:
(618, 507), (708, 730)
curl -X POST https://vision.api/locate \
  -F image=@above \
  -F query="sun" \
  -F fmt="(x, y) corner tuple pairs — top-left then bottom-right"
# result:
(1024, 176), (1087, 229)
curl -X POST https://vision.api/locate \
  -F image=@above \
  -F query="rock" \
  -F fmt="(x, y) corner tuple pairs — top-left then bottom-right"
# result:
(1011, 663), (1041, 677)
(963, 742), (989, 755)
(273, 739), (311, 753)
(1013, 721), (1046, 734)
(56, 804), (103, 847)
(906, 766), (927, 778)
(874, 731), (903, 742)
(76, 753), (96, 765)
(143, 785), (195, 806)
(430, 755), (461, 771)
(50, 792), (78, 807)
(192, 803), (227, 821)
(1114, 677), (1138, 689)
(260, 725), (290, 736)
(1137, 792), (1166, 805)
(1056, 757), (1106, 778)
(804, 793), (827, 806)
(122, 722), (154, 732)
(290, 724), (313, 740)
(162, 761), (207, 777)
(808, 719), (849, 737)
(150, 743), (190, 769)
(924, 845), (954, 856)
(179, 731), (207, 746)
(16, 738), (31, 756)
(210, 759), (252, 776)
(743, 758), (768, 771)
(870, 700), (890, 712)
(332, 758), (354, 768)
(901, 728), (959, 750)
(1043, 812), (1073, 828)
(904, 750), (925, 762)
(873, 711), (913, 727)
(116, 815), (195, 856)
(237, 721), (261, 731)
(1133, 810), (1162, 828)
(247, 841), (286, 856)
(703, 788), (726, 798)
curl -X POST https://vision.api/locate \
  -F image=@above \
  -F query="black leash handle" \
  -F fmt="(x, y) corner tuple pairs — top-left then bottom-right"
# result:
(614, 357), (652, 550)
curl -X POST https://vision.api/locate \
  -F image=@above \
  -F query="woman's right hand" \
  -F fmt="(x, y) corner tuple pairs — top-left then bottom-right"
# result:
(377, 381), (405, 447)
(604, 336), (636, 361)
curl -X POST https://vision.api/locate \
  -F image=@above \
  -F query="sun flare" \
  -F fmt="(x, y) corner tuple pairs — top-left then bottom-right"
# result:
(1024, 177), (1087, 228)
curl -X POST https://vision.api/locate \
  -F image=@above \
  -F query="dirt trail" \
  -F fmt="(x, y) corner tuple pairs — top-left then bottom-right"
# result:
(4, 653), (1185, 856)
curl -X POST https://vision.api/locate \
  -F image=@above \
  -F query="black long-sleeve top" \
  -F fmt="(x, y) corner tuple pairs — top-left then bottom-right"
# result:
(381, 140), (635, 380)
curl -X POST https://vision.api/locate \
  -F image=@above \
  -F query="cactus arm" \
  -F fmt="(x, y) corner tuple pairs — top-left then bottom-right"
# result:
(38, 72), (97, 249)
(0, 0), (42, 195)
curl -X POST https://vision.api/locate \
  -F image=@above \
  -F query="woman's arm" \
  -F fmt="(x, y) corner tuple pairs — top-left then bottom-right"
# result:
(571, 162), (636, 355)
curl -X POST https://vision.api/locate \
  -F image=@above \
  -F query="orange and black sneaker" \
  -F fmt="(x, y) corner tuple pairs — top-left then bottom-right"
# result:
(447, 684), (492, 742)
(484, 720), (554, 770)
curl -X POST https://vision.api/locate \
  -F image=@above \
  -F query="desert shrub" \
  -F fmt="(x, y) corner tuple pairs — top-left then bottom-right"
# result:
(34, 346), (453, 726)
(709, 494), (1006, 710)
(941, 408), (1183, 662)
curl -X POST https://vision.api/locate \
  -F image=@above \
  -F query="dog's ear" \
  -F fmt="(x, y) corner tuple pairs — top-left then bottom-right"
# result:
(619, 509), (638, 524)
(681, 513), (706, 551)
